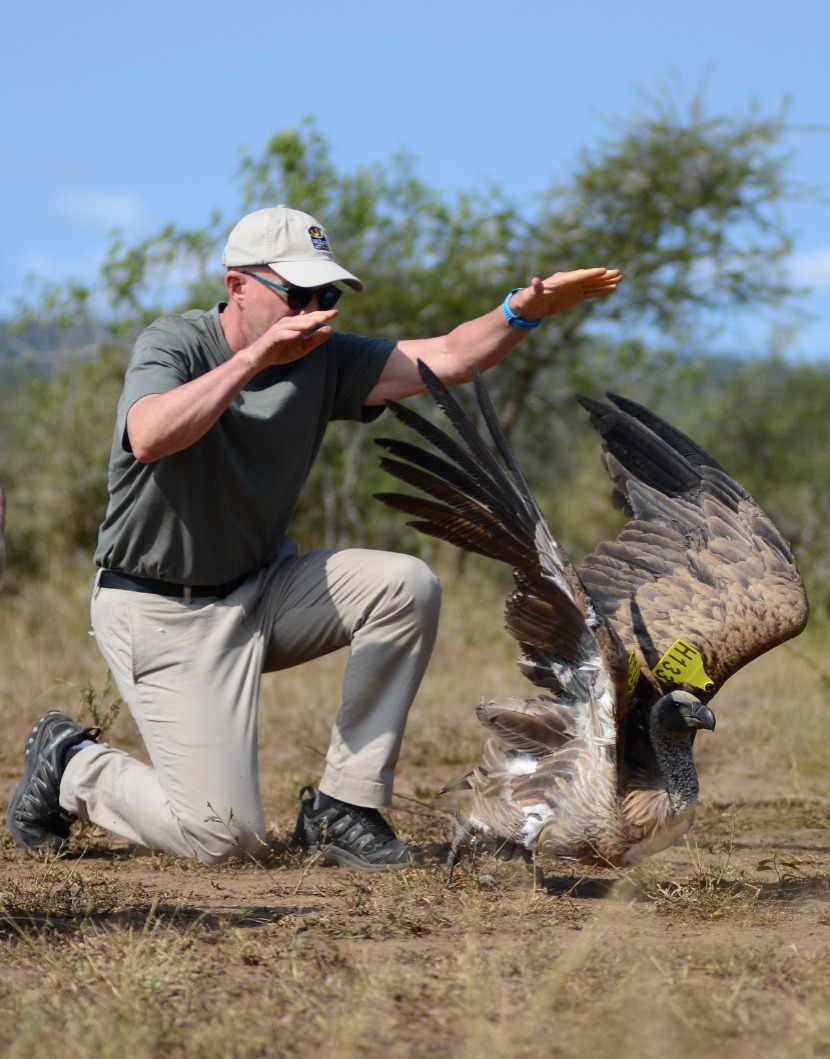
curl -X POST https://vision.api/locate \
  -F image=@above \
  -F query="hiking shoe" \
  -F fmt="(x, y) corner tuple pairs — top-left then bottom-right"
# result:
(291, 786), (423, 871)
(6, 711), (101, 852)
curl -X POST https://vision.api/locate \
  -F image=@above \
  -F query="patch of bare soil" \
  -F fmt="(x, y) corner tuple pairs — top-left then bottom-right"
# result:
(2, 765), (830, 1058)
(1, 638), (829, 1057)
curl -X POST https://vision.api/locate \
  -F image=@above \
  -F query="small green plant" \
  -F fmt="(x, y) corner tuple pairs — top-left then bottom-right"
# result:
(72, 671), (123, 736)
(756, 853), (806, 883)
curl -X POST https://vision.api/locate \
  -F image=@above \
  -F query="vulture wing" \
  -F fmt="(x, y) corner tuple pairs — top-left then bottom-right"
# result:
(577, 394), (809, 701)
(375, 362), (631, 760)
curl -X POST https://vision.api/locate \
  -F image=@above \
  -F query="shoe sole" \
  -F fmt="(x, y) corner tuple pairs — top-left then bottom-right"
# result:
(22, 712), (100, 765)
(315, 843), (418, 872)
(22, 712), (61, 767)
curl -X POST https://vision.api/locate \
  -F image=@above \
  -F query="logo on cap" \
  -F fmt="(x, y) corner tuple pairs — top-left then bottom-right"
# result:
(308, 226), (331, 252)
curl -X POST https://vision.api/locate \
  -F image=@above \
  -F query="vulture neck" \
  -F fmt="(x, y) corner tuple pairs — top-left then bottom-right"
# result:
(649, 713), (700, 815)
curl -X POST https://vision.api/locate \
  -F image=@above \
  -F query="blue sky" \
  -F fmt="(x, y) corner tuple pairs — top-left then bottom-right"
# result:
(3, 0), (829, 358)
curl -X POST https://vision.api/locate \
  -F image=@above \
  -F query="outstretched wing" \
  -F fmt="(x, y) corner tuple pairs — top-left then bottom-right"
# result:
(374, 362), (630, 749)
(576, 394), (809, 699)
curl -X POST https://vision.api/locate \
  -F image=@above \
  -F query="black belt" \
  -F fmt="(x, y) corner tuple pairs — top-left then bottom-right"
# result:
(98, 568), (247, 600)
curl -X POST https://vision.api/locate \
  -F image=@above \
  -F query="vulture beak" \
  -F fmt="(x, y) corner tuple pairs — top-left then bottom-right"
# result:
(680, 701), (717, 732)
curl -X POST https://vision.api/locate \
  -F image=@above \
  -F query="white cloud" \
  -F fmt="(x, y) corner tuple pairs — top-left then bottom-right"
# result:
(791, 246), (830, 290)
(20, 246), (105, 284)
(52, 190), (149, 234)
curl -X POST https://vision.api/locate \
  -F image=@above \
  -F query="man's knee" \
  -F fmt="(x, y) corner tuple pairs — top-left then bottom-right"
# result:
(179, 811), (268, 867)
(384, 553), (442, 620)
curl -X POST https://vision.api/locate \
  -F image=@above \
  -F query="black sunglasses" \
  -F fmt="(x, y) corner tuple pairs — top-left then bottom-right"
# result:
(239, 269), (342, 311)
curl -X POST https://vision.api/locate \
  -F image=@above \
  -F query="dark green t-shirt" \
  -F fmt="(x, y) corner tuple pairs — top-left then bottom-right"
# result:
(94, 304), (395, 584)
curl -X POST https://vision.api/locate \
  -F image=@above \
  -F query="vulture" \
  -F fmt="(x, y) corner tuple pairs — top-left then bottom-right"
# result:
(374, 363), (809, 879)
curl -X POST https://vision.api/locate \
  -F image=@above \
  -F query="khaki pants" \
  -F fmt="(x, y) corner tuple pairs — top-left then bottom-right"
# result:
(61, 545), (441, 865)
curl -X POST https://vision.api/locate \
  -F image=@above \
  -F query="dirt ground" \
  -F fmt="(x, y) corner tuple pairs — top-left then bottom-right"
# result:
(2, 697), (830, 1058)
(0, 612), (828, 1057)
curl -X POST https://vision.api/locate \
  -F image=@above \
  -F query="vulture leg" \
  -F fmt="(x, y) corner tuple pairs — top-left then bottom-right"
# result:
(444, 817), (471, 885)
(522, 847), (546, 890)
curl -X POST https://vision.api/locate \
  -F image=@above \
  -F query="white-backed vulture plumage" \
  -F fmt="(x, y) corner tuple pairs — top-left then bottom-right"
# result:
(374, 363), (809, 879)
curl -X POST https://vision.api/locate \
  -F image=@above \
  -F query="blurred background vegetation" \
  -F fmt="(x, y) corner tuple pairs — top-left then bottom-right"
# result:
(1, 94), (828, 618)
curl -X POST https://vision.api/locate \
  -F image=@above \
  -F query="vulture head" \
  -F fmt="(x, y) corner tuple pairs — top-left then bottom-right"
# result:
(654, 691), (716, 737)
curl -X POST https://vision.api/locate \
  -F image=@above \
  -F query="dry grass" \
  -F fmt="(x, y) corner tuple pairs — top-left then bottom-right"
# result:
(1, 557), (830, 1058)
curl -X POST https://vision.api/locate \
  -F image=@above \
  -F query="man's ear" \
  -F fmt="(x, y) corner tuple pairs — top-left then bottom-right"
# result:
(225, 270), (245, 298)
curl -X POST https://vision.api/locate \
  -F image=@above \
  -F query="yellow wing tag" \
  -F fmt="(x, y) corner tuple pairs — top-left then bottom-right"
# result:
(653, 639), (715, 692)
(627, 652), (641, 698)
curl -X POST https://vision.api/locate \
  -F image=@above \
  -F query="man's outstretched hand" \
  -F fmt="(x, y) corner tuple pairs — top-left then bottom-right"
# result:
(513, 268), (623, 318)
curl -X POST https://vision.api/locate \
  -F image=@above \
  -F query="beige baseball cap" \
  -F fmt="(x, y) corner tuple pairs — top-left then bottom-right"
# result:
(221, 205), (365, 291)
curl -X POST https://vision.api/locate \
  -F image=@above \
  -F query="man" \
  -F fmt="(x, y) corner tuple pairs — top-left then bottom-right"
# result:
(6, 205), (621, 870)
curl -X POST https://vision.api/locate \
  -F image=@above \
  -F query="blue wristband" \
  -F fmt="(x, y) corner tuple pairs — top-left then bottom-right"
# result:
(502, 288), (542, 330)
